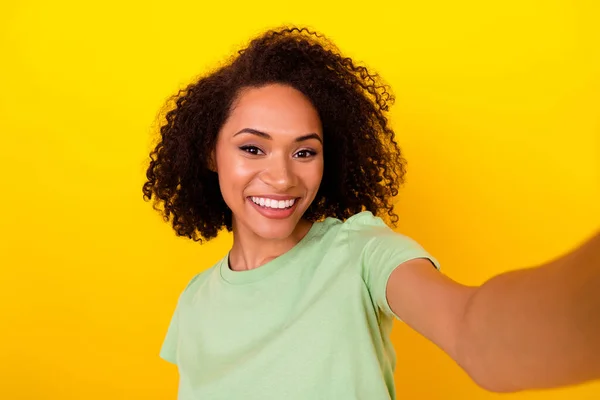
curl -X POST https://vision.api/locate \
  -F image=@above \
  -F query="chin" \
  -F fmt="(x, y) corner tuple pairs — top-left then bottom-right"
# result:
(251, 220), (299, 241)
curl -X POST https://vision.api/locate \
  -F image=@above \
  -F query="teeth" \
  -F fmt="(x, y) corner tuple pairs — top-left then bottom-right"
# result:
(251, 197), (296, 209)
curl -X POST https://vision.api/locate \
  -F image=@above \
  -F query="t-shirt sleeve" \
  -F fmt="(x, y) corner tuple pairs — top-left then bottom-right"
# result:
(159, 296), (181, 365)
(346, 211), (441, 321)
(159, 273), (204, 364)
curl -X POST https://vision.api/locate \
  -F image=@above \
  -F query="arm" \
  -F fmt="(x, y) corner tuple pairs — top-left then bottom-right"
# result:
(386, 231), (600, 393)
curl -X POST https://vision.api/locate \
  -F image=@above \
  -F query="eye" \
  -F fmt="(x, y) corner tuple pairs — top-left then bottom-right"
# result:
(239, 145), (264, 155)
(294, 149), (317, 158)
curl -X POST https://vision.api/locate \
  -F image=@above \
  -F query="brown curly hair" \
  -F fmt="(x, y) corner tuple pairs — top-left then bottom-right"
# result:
(142, 26), (408, 242)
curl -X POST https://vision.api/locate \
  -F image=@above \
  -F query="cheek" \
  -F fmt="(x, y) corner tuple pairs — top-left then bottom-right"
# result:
(229, 157), (256, 183)
(216, 151), (255, 198)
(300, 159), (324, 190)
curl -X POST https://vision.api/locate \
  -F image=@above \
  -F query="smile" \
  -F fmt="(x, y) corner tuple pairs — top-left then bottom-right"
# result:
(250, 196), (297, 209)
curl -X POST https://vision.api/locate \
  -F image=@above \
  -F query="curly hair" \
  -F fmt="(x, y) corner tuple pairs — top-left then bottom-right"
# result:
(142, 26), (408, 242)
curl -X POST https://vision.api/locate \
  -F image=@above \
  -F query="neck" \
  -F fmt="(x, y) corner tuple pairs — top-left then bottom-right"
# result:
(228, 218), (313, 271)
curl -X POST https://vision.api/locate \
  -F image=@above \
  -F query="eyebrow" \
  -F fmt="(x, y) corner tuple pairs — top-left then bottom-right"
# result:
(233, 128), (323, 144)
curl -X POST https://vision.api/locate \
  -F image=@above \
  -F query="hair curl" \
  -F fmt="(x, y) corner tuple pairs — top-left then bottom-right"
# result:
(142, 26), (408, 242)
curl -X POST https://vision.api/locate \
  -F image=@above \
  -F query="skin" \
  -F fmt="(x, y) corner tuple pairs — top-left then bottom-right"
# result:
(388, 235), (600, 392)
(213, 84), (324, 271)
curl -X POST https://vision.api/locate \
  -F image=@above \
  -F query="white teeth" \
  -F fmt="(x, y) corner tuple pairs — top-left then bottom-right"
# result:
(250, 197), (296, 209)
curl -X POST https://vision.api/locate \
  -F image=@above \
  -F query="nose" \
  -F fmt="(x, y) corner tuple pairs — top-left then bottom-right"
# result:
(260, 155), (297, 191)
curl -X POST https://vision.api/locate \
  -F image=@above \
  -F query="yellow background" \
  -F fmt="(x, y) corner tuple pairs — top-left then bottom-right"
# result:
(1, 0), (598, 399)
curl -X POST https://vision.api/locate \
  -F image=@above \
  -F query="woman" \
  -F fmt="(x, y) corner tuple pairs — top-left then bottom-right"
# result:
(142, 27), (599, 399)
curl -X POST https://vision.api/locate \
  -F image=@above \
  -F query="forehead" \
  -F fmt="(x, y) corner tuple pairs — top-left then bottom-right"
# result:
(223, 84), (322, 136)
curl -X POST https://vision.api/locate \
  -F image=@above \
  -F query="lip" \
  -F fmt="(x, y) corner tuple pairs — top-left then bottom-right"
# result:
(247, 196), (300, 220)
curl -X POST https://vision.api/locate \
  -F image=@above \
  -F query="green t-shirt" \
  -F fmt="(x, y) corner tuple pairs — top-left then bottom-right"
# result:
(160, 211), (440, 400)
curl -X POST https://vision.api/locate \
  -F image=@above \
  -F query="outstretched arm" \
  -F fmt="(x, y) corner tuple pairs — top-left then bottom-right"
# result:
(386, 231), (600, 393)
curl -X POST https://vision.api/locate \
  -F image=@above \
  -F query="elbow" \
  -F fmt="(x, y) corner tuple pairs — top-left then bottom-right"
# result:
(458, 350), (525, 394)
(454, 287), (524, 394)
(455, 335), (522, 394)
(456, 351), (522, 394)
(466, 368), (522, 394)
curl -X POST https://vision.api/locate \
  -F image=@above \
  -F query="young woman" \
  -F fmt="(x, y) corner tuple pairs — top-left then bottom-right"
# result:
(143, 27), (600, 399)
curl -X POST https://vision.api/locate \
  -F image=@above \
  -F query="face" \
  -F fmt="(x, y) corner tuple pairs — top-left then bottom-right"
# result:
(213, 84), (324, 241)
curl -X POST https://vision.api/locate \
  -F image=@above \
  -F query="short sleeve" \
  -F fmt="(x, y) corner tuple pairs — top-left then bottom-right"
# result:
(346, 211), (441, 321)
(159, 272), (204, 365)
(159, 298), (181, 365)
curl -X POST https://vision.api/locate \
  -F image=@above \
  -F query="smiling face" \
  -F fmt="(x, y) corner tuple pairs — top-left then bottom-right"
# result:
(213, 84), (324, 241)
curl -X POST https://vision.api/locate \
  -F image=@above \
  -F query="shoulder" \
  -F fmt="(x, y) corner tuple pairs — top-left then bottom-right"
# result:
(342, 210), (387, 229)
(341, 210), (409, 242)
(315, 211), (390, 249)
(341, 211), (441, 269)
(177, 259), (222, 302)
